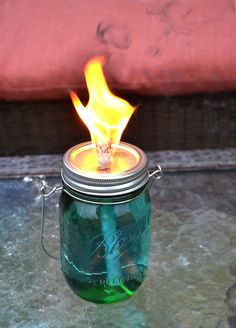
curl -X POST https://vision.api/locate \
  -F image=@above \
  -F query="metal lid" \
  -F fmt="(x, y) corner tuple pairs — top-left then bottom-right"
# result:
(61, 142), (149, 196)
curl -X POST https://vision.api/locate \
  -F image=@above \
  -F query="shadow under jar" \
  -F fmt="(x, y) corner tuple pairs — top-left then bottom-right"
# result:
(58, 142), (160, 304)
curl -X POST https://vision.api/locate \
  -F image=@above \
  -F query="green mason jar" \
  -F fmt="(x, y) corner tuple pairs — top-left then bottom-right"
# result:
(60, 184), (151, 304)
(41, 142), (162, 304)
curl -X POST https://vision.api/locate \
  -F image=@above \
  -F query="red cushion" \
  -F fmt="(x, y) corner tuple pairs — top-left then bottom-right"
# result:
(0, 0), (235, 100)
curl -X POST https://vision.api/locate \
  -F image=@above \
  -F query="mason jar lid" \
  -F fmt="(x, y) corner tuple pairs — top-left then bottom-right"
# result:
(61, 142), (149, 196)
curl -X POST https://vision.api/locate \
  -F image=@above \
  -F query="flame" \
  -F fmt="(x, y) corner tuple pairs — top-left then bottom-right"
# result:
(70, 57), (135, 146)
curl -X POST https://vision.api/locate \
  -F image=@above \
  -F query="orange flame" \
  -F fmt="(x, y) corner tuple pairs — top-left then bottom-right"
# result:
(70, 57), (135, 146)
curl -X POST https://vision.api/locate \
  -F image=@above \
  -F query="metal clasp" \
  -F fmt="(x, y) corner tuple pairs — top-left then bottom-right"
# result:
(149, 164), (163, 180)
(40, 180), (62, 260)
(147, 164), (163, 191)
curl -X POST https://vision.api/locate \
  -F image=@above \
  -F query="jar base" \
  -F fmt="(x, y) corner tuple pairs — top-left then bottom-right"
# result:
(63, 273), (142, 304)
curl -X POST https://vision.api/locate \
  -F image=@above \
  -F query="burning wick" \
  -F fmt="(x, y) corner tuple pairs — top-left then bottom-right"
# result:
(69, 57), (135, 170)
(96, 142), (111, 170)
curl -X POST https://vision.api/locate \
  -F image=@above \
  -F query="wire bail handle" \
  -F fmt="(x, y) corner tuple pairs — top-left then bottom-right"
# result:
(40, 164), (162, 259)
(149, 164), (163, 180)
(40, 180), (62, 260)
(147, 164), (163, 190)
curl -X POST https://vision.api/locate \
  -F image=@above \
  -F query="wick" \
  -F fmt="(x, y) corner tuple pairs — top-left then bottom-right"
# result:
(96, 142), (111, 170)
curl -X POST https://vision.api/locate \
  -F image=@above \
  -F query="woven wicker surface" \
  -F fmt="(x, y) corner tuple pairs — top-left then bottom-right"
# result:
(0, 92), (235, 156)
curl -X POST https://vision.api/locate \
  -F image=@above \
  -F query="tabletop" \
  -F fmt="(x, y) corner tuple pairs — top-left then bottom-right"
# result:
(0, 171), (236, 328)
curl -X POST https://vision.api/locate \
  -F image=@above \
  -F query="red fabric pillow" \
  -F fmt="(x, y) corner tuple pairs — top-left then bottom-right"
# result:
(0, 0), (235, 100)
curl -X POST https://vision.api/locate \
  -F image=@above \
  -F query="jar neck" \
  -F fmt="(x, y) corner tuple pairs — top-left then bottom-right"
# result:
(62, 181), (148, 205)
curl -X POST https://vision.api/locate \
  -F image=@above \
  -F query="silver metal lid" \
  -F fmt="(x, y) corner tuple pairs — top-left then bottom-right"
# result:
(61, 142), (149, 196)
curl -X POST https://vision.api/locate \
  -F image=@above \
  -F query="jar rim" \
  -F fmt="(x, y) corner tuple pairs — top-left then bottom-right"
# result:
(61, 183), (148, 205)
(61, 142), (149, 196)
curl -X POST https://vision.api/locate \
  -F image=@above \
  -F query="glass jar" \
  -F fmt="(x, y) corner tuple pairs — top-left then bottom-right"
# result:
(40, 142), (162, 304)
(60, 184), (151, 304)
